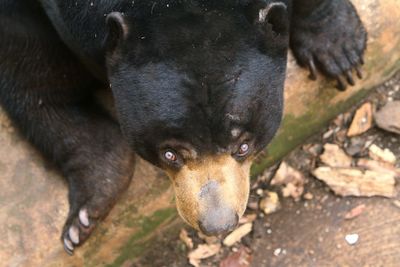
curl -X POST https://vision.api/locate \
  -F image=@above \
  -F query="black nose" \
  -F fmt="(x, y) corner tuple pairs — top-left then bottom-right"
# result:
(198, 208), (239, 236)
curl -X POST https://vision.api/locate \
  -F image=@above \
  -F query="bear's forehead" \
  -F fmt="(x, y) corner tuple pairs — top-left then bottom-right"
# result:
(129, 3), (257, 58)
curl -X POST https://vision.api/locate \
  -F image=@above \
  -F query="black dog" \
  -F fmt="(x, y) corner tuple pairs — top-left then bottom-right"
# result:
(0, 0), (366, 254)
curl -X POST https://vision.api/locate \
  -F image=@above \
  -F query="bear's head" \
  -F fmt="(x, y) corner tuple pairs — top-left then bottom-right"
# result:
(105, 0), (289, 235)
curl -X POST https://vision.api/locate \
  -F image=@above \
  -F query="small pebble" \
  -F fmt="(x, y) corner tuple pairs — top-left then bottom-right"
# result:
(273, 248), (281, 256)
(256, 188), (263, 196)
(303, 192), (314, 200)
(345, 234), (359, 245)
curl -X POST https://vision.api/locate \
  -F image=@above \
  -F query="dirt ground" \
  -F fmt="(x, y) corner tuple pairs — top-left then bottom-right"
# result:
(131, 72), (400, 267)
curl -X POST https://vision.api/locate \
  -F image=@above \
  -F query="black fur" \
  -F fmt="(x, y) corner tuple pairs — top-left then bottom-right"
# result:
(0, 0), (366, 253)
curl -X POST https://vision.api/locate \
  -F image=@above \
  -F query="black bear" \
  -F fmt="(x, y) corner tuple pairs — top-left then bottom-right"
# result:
(0, 0), (366, 254)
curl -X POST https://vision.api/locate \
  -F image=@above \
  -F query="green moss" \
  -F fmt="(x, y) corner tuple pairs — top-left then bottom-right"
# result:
(251, 87), (369, 176)
(116, 177), (172, 228)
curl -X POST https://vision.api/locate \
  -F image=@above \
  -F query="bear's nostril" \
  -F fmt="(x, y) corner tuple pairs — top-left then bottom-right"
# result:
(198, 210), (238, 236)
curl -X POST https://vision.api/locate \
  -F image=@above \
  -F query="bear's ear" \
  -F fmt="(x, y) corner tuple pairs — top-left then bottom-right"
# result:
(254, 2), (289, 35)
(104, 12), (129, 51)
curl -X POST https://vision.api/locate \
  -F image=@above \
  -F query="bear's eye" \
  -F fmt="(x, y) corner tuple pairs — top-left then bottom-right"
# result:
(164, 150), (177, 162)
(237, 143), (250, 157)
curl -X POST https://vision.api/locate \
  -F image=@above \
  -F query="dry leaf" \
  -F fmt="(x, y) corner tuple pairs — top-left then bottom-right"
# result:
(320, 143), (352, 167)
(392, 200), (400, 209)
(368, 144), (396, 165)
(259, 191), (280, 215)
(347, 102), (373, 137)
(197, 231), (220, 245)
(374, 101), (400, 135)
(188, 244), (221, 267)
(271, 162), (305, 201)
(312, 167), (396, 198)
(180, 228), (194, 249)
(344, 204), (366, 219)
(357, 158), (400, 177)
(239, 214), (257, 224)
(220, 247), (252, 267)
(223, 223), (252, 247)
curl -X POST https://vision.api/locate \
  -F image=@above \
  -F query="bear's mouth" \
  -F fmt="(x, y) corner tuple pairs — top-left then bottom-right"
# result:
(165, 154), (251, 235)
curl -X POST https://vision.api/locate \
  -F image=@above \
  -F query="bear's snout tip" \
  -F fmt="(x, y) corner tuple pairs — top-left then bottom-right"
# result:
(198, 209), (238, 236)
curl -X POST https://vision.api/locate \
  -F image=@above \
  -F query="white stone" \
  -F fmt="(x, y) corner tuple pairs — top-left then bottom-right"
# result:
(345, 234), (359, 245)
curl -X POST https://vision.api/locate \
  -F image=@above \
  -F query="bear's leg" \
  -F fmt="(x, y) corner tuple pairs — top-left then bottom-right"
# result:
(3, 94), (134, 254)
(55, 104), (135, 255)
(290, 0), (367, 90)
(2, 85), (135, 255)
(0, 18), (134, 254)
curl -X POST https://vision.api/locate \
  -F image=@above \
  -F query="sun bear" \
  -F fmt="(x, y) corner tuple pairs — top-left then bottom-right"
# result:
(0, 0), (366, 254)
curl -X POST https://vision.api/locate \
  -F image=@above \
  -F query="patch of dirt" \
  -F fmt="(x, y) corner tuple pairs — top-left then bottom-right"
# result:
(132, 72), (400, 267)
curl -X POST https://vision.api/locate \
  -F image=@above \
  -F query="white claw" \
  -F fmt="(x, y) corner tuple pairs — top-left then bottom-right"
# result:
(79, 208), (90, 227)
(64, 238), (74, 252)
(69, 226), (80, 244)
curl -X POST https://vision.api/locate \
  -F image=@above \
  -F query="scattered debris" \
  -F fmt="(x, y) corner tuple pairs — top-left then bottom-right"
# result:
(271, 162), (305, 201)
(347, 102), (373, 137)
(188, 244), (221, 267)
(303, 192), (314, 200)
(323, 128), (335, 139)
(357, 158), (400, 177)
(180, 229), (194, 249)
(368, 144), (397, 165)
(345, 234), (359, 245)
(344, 204), (366, 220)
(254, 163), (281, 188)
(335, 129), (347, 143)
(198, 232), (220, 245)
(246, 199), (259, 210)
(333, 114), (345, 127)
(303, 143), (323, 157)
(312, 167), (396, 197)
(239, 214), (257, 224)
(374, 101), (400, 135)
(392, 200), (400, 209)
(219, 247), (252, 267)
(345, 137), (368, 156)
(320, 143), (353, 167)
(259, 191), (280, 215)
(273, 248), (282, 256)
(223, 223), (253, 247)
